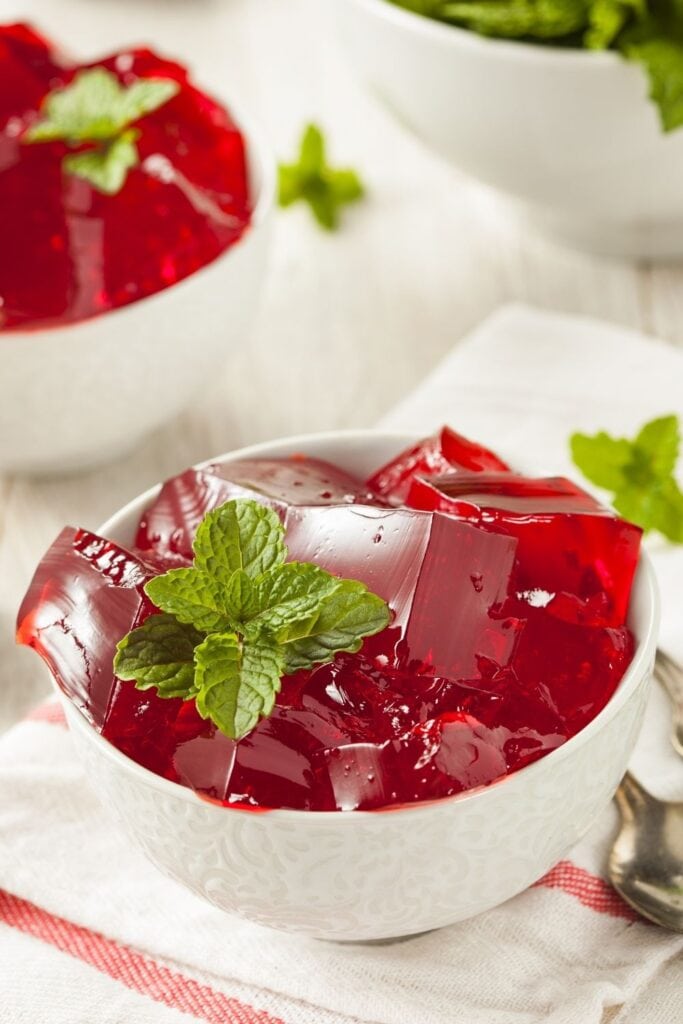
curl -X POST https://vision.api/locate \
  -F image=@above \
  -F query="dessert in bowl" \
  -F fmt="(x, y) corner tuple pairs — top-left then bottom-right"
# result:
(0, 25), (274, 473)
(330, 0), (683, 259)
(17, 428), (658, 940)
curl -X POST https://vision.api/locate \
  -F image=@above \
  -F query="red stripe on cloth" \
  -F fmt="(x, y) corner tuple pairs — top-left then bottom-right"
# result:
(534, 860), (637, 921)
(0, 889), (286, 1024)
(25, 701), (67, 726)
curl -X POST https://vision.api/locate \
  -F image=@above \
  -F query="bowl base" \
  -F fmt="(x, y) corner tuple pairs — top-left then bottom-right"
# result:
(524, 206), (683, 262)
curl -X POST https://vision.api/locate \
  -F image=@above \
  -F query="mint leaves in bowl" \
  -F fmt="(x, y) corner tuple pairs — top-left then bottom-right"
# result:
(332, 0), (683, 258)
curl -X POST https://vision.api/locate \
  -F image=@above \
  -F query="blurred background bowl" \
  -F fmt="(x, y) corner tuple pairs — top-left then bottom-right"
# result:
(331, 0), (683, 260)
(0, 101), (274, 476)
(57, 429), (658, 941)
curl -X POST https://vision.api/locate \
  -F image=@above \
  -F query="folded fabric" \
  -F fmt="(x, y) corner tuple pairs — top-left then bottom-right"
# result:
(1, 305), (682, 1024)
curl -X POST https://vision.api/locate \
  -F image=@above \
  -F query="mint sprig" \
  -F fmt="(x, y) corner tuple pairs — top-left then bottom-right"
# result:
(278, 124), (364, 230)
(24, 67), (179, 194)
(570, 414), (683, 541)
(114, 499), (390, 740)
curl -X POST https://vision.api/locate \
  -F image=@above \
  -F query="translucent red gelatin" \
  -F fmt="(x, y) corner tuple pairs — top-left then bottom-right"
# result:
(368, 426), (510, 504)
(0, 24), (251, 330)
(17, 432), (640, 812)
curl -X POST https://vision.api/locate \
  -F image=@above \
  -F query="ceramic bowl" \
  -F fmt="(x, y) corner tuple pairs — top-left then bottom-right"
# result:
(0, 102), (274, 476)
(331, 0), (683, 259)
(57, 430), (659, 941)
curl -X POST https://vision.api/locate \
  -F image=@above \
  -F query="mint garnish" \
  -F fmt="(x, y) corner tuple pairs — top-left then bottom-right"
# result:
(24, 67), (179, 194)
(278, 123), (364, 230)
(114, 499), (390, 739)
(570, 414), (683, 541)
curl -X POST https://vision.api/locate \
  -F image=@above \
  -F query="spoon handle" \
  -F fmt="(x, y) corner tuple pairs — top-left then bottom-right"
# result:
(655, 649), (683, 759)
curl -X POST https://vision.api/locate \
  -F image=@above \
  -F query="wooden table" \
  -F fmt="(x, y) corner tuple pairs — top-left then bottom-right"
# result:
(2, 0), (683, 730)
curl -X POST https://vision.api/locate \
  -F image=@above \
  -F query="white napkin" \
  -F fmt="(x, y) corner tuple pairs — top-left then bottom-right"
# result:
(2, 305), (682, 1024)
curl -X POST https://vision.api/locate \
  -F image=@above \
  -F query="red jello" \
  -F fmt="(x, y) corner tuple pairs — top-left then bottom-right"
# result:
(17, 429), (641, 812)
(406, 472), (642, 628)
(0, 24), (251, 330)
(368, 426), (510, 504)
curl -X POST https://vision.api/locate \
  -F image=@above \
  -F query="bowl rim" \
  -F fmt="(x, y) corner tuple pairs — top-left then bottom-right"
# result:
(4, 90), (275, 339)
(58, 427), (659, 823)
(344, 0), (624, 69)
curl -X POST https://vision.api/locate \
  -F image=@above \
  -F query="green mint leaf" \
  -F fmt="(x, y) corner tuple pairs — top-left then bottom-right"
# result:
(279, 579), (391, 673)
(25, 67), (179, 143)
(145, 567), (234, 633)
(113, 613), (203, 699)
(194, 633), (284, 740)
(619, 23), (683, 132)
(63, 131), (139, 195)
(223, 569), (261, 624)
(571, 414), (683, 541)
(570, 430), (633, 491)
(24, 67), (179, 194)
(115, 497), (391, 739)
(438, 0), (589, 38)
(245, 562), (340, 639)
(193, 500), (286, 586)
(585, 0), (643, 49)
(278, 123), (364, 231)
(633, 414), (680, 478)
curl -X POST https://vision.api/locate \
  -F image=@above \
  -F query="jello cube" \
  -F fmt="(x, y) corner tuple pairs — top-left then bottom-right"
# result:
(367, 426), (510, 503)
(284, 504), (518, 680)
(16, 528), (156, 726)
(135, 458), (382, 559)
(406, 473), (641, 627)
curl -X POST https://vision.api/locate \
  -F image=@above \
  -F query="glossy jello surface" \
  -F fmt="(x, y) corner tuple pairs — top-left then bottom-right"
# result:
(0, 24), (251, 330)
(17, 431), (641, 811)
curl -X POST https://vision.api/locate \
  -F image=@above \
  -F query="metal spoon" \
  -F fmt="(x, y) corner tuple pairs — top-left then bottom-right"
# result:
(655, 648), (683, 758)
(609, 772), (683, 931)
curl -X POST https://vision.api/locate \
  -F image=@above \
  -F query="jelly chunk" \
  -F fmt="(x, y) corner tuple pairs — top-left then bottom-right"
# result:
(135, 458), (383, 559)
(407, 473), (642, 628)
(283, 505), (518, 680)
(0, 32), (251, 330)
(368, 427), (510, 503)
(16, 528), (157, 725)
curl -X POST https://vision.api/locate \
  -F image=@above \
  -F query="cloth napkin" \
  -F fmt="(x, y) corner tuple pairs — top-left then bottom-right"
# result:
(2, 305), (682, 1024)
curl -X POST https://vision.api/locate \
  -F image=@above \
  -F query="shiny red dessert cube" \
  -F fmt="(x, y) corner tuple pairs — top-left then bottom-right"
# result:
(367, 427), (510, 504)
(406, 472), (641, 628)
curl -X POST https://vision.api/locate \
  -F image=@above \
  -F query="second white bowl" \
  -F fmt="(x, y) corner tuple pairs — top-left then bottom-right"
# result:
(0, 101), (274, 475)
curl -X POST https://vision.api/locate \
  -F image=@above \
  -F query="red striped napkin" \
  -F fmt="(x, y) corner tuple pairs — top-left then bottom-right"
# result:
(2, 306), (682, 1023)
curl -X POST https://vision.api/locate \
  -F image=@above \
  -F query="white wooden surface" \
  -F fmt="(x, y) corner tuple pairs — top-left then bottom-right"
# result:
(2, 0), (683, 730)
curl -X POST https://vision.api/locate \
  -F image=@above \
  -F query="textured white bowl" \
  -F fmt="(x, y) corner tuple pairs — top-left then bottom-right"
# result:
(58, 430), (659, 941)
(0, 103), (274, 476)
(331, 0), (683, 259)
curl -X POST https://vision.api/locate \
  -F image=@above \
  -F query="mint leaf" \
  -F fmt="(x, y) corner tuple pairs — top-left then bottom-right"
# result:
(24, 67), (179, 194)
(570, 430), (632, 491)
(194, 633), (284, 740)
(620, 31), (683, 132)
(113, 614), (203, 698)
(193, 501), (286, 586)
(246, 562), (340, 638)
(278, 124), (364, 231)
(145, 567), (234, 633)
(280, 579), (391, 673)
(586, 0), (643, 48)
(63, 130), (139, 195)
(25, 67), (179, 142)
(223, 569), (260, 624)
(115, 497), (391, 739)
(570, 414), (683, 541)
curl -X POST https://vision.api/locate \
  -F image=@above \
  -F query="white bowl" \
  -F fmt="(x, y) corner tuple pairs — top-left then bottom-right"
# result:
(331, 0), (683, 259)
(57, 429), (658, 941)
(0, 103), (274, 476)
